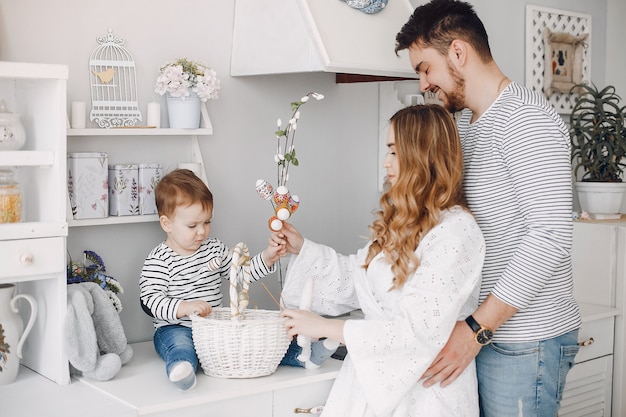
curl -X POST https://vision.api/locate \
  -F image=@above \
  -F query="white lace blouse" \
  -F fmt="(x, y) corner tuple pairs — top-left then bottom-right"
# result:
(282, 206), (485, 417)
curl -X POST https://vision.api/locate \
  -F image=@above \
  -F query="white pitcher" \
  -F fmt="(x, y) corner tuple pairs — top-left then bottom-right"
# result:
(0, 283), (37, 385)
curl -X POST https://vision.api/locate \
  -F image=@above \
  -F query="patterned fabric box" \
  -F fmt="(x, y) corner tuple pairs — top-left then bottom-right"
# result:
(67, 152), (109, 219)
(138, 163), (162, 215)
(108, 164), (139, 216)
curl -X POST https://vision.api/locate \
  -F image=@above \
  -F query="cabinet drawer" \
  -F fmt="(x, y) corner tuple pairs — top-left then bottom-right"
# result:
(0, 237), (65, 279)
(561, 355), (613, 416)
(576, 316), (615, 364)
(274, 379), (335, 417)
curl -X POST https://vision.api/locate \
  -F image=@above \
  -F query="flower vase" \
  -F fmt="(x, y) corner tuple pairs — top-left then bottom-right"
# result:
(0, 283), (38, 385)
(166, 92), (201, 129)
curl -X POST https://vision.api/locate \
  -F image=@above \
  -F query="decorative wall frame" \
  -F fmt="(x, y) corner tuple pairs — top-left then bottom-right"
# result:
(525, 5), (591, 113)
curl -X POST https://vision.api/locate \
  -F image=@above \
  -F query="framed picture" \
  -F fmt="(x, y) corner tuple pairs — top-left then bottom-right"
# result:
(543, 29), (588, 96)
(525, 5), (591, 113)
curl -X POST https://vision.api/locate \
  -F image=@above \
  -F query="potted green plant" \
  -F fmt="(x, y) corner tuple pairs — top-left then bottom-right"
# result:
(570, 82), (626, 219)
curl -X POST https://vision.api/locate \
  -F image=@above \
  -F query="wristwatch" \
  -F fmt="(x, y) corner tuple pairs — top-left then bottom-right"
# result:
(465, 315), (494, 345)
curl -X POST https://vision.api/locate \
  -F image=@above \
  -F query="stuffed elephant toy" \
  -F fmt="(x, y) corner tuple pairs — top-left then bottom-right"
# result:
(65, 282), (133, 381)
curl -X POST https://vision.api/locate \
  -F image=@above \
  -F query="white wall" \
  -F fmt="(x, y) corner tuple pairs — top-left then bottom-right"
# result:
(0, 0), (610, 343)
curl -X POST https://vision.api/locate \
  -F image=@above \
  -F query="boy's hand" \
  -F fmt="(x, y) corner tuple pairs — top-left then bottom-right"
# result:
(177, 299), (212, 318)
(262, 236), (284, 267)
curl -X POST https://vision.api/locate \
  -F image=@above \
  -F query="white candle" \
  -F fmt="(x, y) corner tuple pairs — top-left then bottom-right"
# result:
(71, 101), (86, 129)
(147, 102), (160, 128)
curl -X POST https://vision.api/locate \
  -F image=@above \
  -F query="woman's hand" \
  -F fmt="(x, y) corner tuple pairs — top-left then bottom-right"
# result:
(280, 308), (345, 344)
(271, 222), (305, 255)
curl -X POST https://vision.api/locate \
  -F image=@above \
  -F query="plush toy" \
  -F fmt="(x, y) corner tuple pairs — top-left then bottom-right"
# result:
(65, 282), (133, 381)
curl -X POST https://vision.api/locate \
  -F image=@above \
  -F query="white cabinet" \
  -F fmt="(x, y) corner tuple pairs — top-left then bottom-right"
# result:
(73, 341), (340, 417)
(561, 303), (617, 416)
(231, 0), (416, 77)
(570, 220), (626, 417)
(274, 379), (333, 417)
(0, 61), (70, 385)
(66, 109), (212, 227)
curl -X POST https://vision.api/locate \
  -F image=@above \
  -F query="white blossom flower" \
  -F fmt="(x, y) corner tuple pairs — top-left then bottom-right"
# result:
(269, 92), (323, 187)
(155, 58), (220, 102)
(106, 291), (123, 313)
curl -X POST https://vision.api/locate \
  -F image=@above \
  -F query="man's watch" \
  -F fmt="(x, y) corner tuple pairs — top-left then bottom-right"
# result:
(465, 315), (494, 345)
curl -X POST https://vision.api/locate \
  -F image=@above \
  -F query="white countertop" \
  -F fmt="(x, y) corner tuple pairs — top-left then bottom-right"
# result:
(1, 365), (135, 417)
(79, 341), (342, 415)
(2, 341), (342, 417)
(2, 303), (616, 417)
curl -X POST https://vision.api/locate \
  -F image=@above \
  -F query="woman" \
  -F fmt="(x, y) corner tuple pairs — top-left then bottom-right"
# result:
(276, 104), (485, 416)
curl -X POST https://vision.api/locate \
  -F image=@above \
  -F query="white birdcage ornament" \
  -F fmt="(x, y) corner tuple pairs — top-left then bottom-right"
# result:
(89, 28), (142, 128)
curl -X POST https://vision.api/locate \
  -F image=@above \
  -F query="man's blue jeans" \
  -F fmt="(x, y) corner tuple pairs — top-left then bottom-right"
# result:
(154, 325), (199, 377)
(477, 329), (579, 417)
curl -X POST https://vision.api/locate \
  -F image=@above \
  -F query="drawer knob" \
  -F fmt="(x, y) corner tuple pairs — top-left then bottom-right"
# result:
(20, 252), (34, 265)
(294, 405), (324, 414)
(578, 337), (594, 347)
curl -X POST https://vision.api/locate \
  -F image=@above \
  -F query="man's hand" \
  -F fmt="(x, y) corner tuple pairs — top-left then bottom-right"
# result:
(420, 320), (482, 387)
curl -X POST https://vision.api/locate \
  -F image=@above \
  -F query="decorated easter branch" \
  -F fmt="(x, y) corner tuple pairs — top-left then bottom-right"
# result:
(256, 92), (324, 231)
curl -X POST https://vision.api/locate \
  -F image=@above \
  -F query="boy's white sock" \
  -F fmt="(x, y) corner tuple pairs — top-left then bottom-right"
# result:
(169, 361), (196, 391)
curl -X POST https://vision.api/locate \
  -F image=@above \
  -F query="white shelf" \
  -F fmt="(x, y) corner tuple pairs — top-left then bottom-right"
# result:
(67, 127), (213, 136)
(0, 150), (55, 166)
(68, 214), (158, 227)
(66, 108), (212, 227)
(0, 221), (67, 240)
(0, 61), (70, 386)
(0, 61), (68, 80)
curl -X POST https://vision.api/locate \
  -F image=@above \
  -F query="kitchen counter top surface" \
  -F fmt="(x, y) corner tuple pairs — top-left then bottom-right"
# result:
(2, 303), (615, 417)
(3, 341), (342, 417)
(79, 341), (343, 415)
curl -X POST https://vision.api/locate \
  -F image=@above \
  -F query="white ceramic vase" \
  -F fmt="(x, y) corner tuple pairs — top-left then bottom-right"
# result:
(166, 92), (201, 129)
(575, 181), (626, 220)
(0, 283), (37, 385)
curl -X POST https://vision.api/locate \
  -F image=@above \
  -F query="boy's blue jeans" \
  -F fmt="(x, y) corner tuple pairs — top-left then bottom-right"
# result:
(477, 329), (579, 417)
(154, 325), (199, 377)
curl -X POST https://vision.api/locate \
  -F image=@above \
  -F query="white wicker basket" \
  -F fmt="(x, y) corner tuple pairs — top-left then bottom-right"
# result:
(191, 307), (290, 378)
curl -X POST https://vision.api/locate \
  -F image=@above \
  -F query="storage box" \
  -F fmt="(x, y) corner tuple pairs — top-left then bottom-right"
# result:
(108, 164), (139, 216)
(138, 163), (162, 215)
(67, 152), (109, 219)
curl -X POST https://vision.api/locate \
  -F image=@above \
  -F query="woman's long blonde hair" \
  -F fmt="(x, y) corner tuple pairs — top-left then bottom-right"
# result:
(365, 104), (467, 289)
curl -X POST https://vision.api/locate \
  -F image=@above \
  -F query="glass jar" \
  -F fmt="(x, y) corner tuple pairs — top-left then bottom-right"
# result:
(0, 99), (26, 151)
(0, 168), (23, 223)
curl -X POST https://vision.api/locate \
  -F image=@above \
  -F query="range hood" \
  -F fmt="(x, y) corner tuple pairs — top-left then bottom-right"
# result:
(231, 0), (418, 79)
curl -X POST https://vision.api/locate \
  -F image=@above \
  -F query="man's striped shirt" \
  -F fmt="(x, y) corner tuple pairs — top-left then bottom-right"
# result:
(457, 82), (581, 342)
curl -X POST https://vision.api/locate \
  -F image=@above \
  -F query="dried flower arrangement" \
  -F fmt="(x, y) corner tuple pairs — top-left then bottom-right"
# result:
(67, 250), (124, 312)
